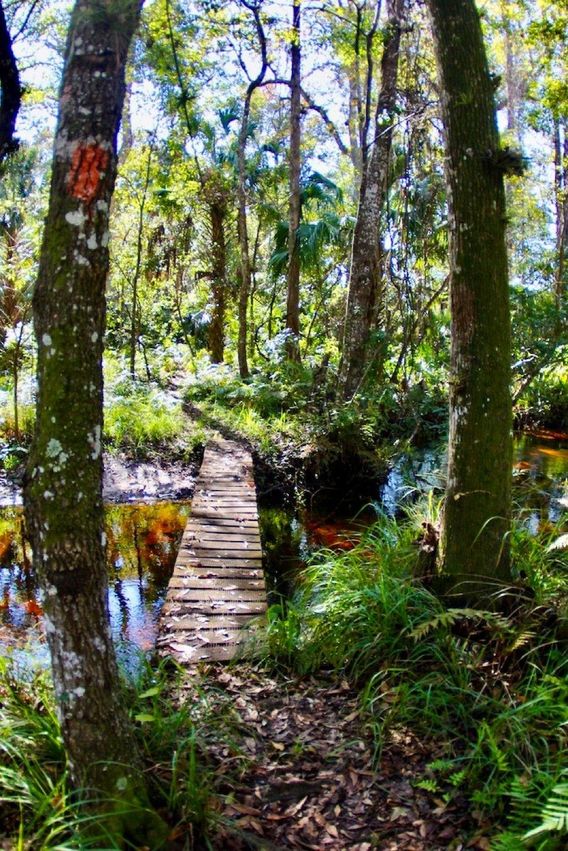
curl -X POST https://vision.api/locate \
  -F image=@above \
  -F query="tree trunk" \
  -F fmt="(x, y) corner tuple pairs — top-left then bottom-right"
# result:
(237, 0), (268, 379)
(285, 0), (301, 361)
(129, 143), (152, 379)
(119, 80), (134, 163)
(237, 102), (253, 378)
(339, 0), (404, 400)
(208, 197), (227, 364)
(427, 0), (512, 601)
(554, 118), (567, 313)
(23, 1), (167, 842)
(0, 0), (21, 172)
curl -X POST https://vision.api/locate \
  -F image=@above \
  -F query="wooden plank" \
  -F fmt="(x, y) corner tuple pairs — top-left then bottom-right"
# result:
(158, 438), (266, 663)
(159, 628), (256, 643)
(168, 577), (265, 590)
(167, 589), (266, 602)
(186, 527), (260, 538)
(178, 552), (263, 566)
(183, 538), (262, 558)
(191, 511), (258, 522)
(194, 503), (257, 510)
(160, 614), (259, 630)
(156, 642), (243, 662)
(189, 518), (260, 530)
(188, 531), (261, 543)
(162, 601), (266, 616)
(193, 495), (257, 503)
(172, 566), (265, 578)
(176, 556), (263, 568)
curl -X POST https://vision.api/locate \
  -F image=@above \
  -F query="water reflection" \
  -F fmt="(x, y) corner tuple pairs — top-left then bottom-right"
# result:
(262, 436), (567, 594)
(0, 501), (190, 668)
(513, 433), (568, 533)
(379, 434), (568, 534)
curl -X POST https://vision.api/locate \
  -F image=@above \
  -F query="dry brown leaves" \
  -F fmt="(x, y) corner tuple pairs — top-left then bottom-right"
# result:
(175, 664), (488, 850)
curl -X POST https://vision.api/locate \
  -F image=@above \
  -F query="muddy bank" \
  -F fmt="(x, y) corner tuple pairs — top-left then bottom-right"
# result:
(0, 451), (201, 507)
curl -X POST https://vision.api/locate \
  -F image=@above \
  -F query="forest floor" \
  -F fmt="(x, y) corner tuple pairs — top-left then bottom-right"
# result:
(174, 663), (492, 851)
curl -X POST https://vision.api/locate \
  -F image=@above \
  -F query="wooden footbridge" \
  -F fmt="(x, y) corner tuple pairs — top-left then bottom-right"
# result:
(158, 438), (266, 663)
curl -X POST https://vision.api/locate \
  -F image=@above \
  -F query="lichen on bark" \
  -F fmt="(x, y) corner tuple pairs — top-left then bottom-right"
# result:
(427, 0), (513, 603)
(23, 0), (168, 843)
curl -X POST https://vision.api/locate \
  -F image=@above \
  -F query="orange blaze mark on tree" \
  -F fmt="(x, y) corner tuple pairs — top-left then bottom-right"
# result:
(66, 144), (109, 204)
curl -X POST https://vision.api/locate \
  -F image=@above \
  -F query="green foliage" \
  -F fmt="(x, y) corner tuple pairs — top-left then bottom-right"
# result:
(262, 506), (568, 844)
(0, 660), (87, 849)
(104, 364), (196, 457)
(0, 657), (243, 848)
(105, 388), (186, 454)
(522, 777), (568, 844)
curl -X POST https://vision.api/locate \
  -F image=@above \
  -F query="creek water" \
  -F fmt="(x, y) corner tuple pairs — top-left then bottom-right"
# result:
(0, 433), (566, 671)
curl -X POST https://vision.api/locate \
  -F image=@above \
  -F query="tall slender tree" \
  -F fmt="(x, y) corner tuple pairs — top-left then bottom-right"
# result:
(204, 171), (229, 363)
(24, 0), (167, 840)
(237, 0), (268, 379)
(339, 0), (405, 400)
(427, 0), (513, 601)
(285, 0), (302, 360)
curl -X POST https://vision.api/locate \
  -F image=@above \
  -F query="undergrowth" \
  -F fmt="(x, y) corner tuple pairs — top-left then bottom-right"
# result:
(183, 359), (448, 459)
(264, 504), (568, 847)
(0, 657), (247, 849)
(104, 361), (203, 459)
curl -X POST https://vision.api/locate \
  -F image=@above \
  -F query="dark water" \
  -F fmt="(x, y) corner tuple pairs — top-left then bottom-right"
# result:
(0, 434), (566, 669)
(0, 501), (189, 671)
(261, 433), (568, 598)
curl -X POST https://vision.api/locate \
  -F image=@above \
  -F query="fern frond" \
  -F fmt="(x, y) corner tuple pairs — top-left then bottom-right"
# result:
(522, 782), (568, 843)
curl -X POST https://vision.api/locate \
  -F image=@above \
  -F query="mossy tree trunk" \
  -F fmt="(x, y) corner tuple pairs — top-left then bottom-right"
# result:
(427, 0), (513, 602)
(24, 0), (167, 842)
(339, 0), (404, 400)
(554, 118), (567, 311)
(0, 0), (21, 172)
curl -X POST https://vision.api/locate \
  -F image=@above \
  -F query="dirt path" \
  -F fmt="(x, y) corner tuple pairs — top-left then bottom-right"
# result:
(177, 664), (488, 850)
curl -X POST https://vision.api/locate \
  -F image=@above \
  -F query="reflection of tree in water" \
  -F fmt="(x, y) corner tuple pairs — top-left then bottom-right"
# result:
(0, 509), (41, 630)
(105, 502), (189, 587)
(259, 508), (304, 601)
(113, 575), (130, 638)
(0, 501), (190, 649)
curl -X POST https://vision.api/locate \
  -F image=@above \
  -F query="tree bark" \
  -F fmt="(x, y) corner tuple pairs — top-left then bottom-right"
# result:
(208, 194), (227, 363)
(23, 0), (167, 842)
(0, 0), (21, 172)
(427, 0), (512, 601)
(339, 0), (404, 400)
(130, 142), (152, 379)
(285, 0), (301, 360)
(554, 118), (567, 312)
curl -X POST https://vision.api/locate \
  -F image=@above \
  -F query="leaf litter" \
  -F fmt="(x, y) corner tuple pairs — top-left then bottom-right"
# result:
(174, 663), (487, 850)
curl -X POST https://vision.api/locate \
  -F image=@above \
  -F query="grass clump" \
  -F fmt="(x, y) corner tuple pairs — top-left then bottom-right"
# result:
(264, 504), (568, 846)
(105, 387), (186, 453)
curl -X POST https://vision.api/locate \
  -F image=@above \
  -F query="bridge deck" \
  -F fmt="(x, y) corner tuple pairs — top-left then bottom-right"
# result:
(158, 438), (266, 663)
